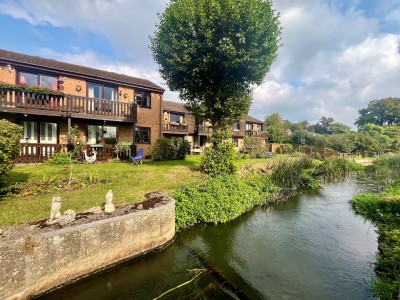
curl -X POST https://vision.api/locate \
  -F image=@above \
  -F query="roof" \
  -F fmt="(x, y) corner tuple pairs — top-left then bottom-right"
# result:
(0, 49), (164, 92)
(163, 100), (188, 113)
(245, 115), (264, 124)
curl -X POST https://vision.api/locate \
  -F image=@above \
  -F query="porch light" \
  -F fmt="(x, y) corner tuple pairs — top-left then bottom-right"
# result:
(2, 64), (12, 73)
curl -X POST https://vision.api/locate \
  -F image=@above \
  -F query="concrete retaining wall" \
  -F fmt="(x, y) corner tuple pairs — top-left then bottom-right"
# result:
(0, 197), (175, 300)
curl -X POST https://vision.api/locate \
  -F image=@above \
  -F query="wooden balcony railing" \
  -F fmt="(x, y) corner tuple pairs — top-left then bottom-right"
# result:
(0, 89), (137, 122)
(16, 143), (126, 163)
(245, 130), (268, 138)
(163, 123), (188, 133)
(197, 125), (213, 135)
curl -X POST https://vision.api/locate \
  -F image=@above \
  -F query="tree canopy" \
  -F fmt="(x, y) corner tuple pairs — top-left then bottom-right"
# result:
(151, 0), (281, 129)
(265, 113), (290, 143)
(355, 97), (400, 129)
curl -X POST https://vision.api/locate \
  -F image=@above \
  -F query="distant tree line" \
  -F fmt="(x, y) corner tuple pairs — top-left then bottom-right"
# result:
(265, 97), (400, 156)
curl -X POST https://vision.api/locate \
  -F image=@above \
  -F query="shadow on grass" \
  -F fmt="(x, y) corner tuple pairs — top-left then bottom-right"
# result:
(0, 172), (30, 198)
(5, 171), (30, 183)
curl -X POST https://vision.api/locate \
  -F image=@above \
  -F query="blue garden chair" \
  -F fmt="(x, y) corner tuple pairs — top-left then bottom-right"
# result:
(130, 148), (143, 165)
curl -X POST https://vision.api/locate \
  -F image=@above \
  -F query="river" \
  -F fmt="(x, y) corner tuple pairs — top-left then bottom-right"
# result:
(39, 175), (380, 300)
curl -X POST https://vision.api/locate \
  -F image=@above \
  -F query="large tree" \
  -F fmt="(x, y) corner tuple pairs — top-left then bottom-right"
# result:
(265, 113), (290, 143)
(151, 0), (281, 129)
(355, 97), (400, 129)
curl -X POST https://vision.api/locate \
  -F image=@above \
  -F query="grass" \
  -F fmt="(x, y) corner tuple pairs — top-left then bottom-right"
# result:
(0, 156), (203, 226)
(352, 180), (400, 299)
(1, 155), (282, 227)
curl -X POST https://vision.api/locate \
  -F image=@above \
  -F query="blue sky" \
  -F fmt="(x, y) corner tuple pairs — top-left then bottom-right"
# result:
(0, 0), (399, 127)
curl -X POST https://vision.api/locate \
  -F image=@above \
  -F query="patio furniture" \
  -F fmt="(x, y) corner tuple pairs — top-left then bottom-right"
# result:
(130, 148), (143, 165)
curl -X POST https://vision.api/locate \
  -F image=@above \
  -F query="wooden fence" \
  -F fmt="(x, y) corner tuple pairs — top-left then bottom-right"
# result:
(16, 144), (133, 164)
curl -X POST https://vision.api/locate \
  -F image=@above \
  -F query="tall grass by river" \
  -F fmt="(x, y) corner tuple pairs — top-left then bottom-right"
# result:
(174, 156), (360, 230)
(352, 153), (400, 300)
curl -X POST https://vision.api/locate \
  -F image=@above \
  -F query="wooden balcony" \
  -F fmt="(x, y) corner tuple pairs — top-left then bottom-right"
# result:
(197, 125), (213, 135)
(245, 130), (268, 138)
(163, 122), (188, 134)
(16, 143), (129, 163)
(0, 89), (137, 122)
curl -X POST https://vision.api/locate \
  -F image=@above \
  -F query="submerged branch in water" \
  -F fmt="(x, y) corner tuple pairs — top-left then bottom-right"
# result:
(153, 268), (208, 300)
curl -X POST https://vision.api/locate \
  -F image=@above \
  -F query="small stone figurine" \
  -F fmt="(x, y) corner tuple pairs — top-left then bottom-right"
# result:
(46, 196), (61, 225)
(104, 190), (115, 213)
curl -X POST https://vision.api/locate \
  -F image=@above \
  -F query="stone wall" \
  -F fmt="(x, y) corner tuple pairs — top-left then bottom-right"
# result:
(0, 197), (175, 300)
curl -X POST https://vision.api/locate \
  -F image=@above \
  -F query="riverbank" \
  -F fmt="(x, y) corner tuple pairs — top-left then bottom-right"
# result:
(173, 156), (361, 230)
(352, 182), (400, 299)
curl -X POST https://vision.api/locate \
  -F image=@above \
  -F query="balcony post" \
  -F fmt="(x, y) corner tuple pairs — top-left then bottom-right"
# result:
(67, 94), (72, 134)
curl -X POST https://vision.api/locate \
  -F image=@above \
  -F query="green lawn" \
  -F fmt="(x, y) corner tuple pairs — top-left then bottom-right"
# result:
(0, 155), (281, 227)
(0, 156), (205, 226)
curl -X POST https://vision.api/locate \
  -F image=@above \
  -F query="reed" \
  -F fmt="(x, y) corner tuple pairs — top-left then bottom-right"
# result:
(270, 156), (319, 190)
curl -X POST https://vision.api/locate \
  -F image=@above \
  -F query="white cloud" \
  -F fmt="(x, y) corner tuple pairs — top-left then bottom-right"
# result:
(252, 33), (400, 126)
(0, 0), (169, 68)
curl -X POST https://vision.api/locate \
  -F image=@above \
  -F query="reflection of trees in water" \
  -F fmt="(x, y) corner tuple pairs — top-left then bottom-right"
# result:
(184, 211), (265, 300)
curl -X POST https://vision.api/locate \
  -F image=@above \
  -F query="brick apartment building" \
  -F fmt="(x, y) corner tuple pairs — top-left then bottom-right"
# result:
(0, 49), (164, 161)
(162, 100), (267, 153)
(0, 49), (267, 162)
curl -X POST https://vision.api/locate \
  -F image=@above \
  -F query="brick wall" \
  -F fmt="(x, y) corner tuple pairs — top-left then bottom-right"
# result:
(118, 124), (134, 143)
(0, 67), (16, 84)
(118, 86), (134, 104)
(60, 77), (87, 97)
(135, 92), (162, 157)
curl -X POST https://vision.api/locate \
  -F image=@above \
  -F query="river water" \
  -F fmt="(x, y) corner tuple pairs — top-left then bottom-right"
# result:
(40, 176), (380, 300)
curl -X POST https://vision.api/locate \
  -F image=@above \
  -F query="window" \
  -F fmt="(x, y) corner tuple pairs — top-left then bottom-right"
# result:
(246, 123), (253, 131)
(135, 127), (151, 144)
(233, 139), (239, 147)
(232, 123), (240, 131)
(256, 124), (263, 131)
(20, 121), (57, 144)
(19, 71), (58, 90)
(87, 82), (116, 101)
(135, 90), (151, 108)
(170, 113), (184, 124)
(88, 125), (117, 144)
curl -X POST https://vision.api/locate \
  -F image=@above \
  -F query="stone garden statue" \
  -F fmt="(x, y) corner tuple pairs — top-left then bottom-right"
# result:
(46, 196), (61, 225)
(104, 190), (115, 213)
(50, 196), (61, 220)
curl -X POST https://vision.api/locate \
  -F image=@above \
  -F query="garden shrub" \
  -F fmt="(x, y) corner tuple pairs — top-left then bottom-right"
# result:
(152, 138), (190, 161)
(243, 136), (267, 158)
(46, 151), (74, 165)
(200, 130), (236, 176)
(152, 138), (176, 161)
(173, 138), (191, 160)
(66, 125), (86, 160)
(0, 120), (23, 182)
(243, 174), (281, 202)
(281, 143), (294, 153)
(173, 175), (267, 230)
